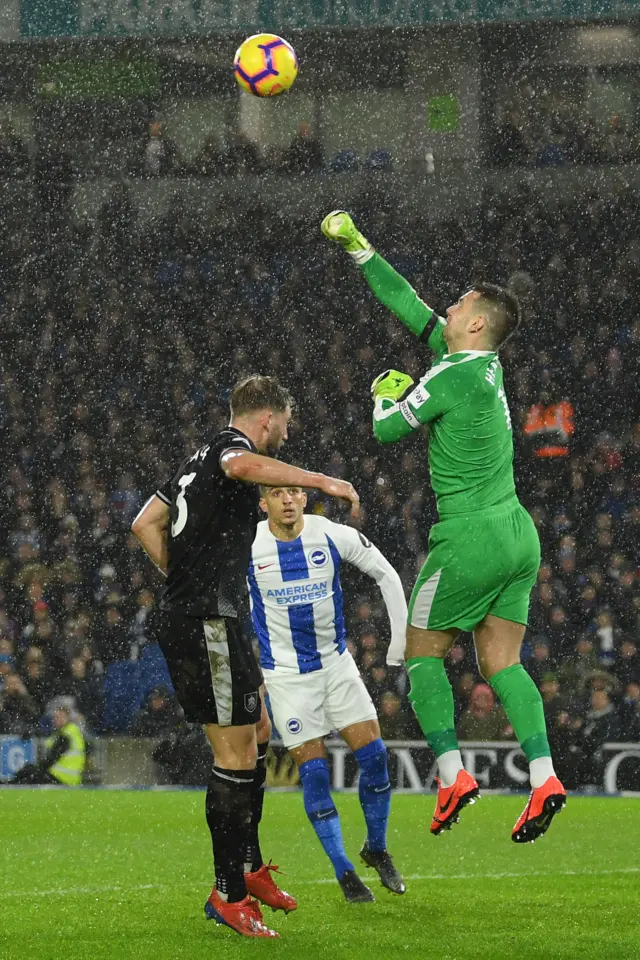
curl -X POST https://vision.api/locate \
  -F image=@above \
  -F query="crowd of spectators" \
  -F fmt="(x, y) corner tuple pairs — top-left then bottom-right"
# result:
(0, 163), (637, 788)
(0, 119), (332, 182)
(493, 78), (640, 168)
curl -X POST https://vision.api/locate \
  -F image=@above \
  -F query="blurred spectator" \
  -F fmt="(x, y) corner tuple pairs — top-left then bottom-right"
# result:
(619, 682), (640, 741)
(96, 607), (129, 665)
(523, 384), (574, 494)
(131, 685), (182, 736)
(454, 671), (476, 722)
(33, 137), (73, 223)
(282, 122), (324, 174)
(0, 121), (30, 179)
(377, 692), (405, 740)
(9, 704), (86, 785)
(540, 674), (567, 725)
(0, 673), (41, 736)
(0, 638), (16, 689)
(192, 133), (226, 177)
(109, 472), (141, 527)
(616, 637), (640, 688)
(222, 131), (263, 176)
(22, 646), (60, 710)
(457, 684), (513, 741)
(547, 706), (585, 790)
(495, 110), (528, 167)
(527, 640), (555, 687)
(557, 636), (599, 695)
(141, 121), (180, 177)
(576, 687), (621, 785)
(364, 659), (390, 709)
(62, 656), (104, 730)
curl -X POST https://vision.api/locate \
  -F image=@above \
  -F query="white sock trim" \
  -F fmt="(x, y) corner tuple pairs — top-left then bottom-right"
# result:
(349, 246), (374, 265)
(438, 750), (464, 789)
(529, 756), (556, 789)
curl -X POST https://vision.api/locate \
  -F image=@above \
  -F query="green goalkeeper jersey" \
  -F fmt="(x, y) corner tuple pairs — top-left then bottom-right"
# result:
(363, 253), (517, 519)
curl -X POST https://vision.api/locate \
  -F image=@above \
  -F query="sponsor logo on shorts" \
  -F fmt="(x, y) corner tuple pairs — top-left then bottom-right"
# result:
(244, 692), (258, 713)
(286, 718), (302, 735)
(308, 548), (328, 568)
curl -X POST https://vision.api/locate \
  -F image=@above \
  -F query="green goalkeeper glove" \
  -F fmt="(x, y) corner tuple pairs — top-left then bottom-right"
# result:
(321, 210), (373, 261)
(371, 369), (414, 402)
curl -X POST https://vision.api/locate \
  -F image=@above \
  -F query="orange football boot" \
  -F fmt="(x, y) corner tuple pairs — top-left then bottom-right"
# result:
(245, 861), (298, 913)
(430, 769), (480, 835)
(204, 890), (279, 938)
(512, 776), (566, 843)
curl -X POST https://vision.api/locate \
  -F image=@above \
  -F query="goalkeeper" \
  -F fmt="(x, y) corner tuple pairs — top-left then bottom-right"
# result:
(322, 211), (566, 844)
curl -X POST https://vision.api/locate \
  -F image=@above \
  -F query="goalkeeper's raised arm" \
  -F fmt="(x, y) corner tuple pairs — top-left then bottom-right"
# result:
(321, 210), (446, 357)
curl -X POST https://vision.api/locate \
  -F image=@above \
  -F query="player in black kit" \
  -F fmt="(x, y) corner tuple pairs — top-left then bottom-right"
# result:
(132, 375), (359, 939)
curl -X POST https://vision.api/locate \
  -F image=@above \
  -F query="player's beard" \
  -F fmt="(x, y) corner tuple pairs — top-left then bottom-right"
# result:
(265, 429), (284, 457)
(265, 437), (281, 457)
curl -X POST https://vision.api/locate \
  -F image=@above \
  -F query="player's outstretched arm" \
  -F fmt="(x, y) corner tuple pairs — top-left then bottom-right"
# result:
(321, 210), (441, 343)
(221, 451), (360, 518)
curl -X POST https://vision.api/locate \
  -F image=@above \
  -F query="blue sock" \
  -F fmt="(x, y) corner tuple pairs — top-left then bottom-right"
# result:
(299, 758), (353, 880)
(354, 739), (391, 853)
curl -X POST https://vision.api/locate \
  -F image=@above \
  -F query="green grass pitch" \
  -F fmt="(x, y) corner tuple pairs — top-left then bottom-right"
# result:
(2, 790), (638, 960)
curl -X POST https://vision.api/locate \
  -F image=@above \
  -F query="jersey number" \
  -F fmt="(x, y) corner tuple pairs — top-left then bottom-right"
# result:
(172, 472), (196, 537)
(498, 386), (512, 431)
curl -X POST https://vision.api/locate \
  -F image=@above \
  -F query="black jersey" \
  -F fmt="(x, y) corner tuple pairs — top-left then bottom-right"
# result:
(156, 427), (259, 618)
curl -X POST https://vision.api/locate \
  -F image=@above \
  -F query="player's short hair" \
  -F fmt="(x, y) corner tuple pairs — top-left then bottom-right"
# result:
(229, 375), (293, 417)
(472, 283), (521, 349)
(259, 484), (303, 498)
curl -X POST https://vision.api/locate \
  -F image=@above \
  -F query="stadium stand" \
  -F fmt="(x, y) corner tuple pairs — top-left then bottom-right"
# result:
(0, 143), (637, 788)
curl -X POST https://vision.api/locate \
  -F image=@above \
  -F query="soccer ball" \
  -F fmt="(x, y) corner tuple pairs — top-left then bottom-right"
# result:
(233, 34), (298, 97)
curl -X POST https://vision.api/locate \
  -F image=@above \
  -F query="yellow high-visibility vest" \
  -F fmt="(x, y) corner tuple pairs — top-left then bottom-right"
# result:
(45, 722), (86, 786)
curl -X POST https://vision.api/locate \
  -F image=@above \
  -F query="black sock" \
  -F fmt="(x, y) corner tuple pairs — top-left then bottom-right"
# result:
(245, 742), (268, 873)
(206, 766), (254, 903)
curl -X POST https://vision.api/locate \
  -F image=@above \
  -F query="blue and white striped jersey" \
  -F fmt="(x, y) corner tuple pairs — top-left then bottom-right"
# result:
(248, 515), (407, 674)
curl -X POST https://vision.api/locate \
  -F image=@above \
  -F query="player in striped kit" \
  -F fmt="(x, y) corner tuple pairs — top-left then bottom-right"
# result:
(249, 485), (407, 902)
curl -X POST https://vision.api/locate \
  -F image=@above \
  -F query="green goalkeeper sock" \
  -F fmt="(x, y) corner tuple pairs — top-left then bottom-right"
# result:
(407, 657), (459, 757)
(489, 664), (551, 762)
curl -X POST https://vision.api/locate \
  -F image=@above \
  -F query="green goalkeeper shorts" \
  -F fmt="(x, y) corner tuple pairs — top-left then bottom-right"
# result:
(408, 500), (541, 633)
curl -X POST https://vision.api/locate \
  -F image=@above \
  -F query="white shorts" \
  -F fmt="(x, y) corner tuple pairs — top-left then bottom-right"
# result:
(263, 651), (378, 749)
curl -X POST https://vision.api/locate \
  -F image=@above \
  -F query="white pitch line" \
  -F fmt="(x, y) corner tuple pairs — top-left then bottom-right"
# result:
(2, 867), (639, 899)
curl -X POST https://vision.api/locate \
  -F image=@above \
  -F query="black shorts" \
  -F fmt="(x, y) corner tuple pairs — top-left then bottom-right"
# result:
(157, 612), (262, 726)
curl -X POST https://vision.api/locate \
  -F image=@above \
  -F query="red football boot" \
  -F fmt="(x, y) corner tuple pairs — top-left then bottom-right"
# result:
(430, 769), (480, 836)
(245, 861), (298, 914)
(204, 890), (279, 938)
(512, 776), (566, 843)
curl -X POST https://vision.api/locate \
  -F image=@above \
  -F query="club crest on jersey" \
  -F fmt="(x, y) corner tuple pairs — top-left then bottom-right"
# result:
(308, 548), (328, 569)
(244, 692), (258, 713)
(286, 718), (302, 734)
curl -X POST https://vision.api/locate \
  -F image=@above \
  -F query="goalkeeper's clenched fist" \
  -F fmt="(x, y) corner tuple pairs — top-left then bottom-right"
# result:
(371, 370), (414, 403)
(321, 210), (374, 264)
